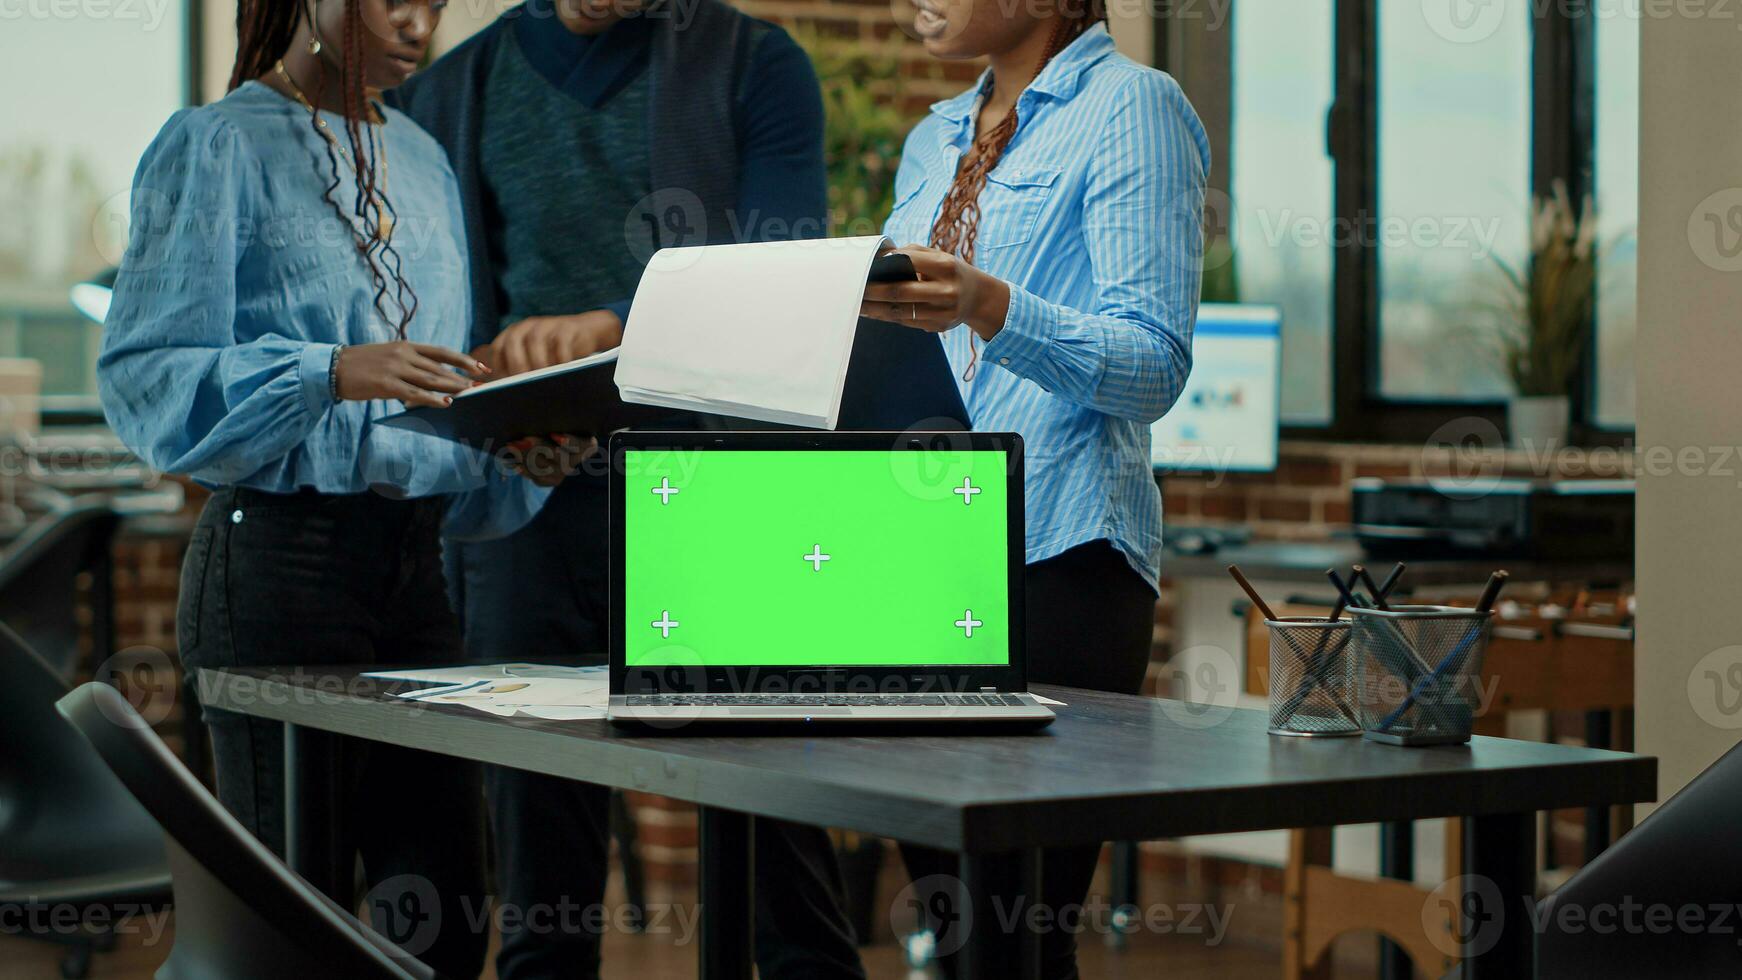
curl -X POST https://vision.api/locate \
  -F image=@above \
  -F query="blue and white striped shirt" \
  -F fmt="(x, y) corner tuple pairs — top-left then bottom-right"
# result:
(881, 24), (1209, 589)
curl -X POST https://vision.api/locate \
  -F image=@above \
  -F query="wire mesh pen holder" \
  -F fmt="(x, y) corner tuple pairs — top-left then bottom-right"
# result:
(1266, 618), (1359, 737)
(1350, 605), (1494, 747)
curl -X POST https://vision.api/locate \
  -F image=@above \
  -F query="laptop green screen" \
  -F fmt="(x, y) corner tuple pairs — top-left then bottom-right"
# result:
(622, 448), (1011, 668)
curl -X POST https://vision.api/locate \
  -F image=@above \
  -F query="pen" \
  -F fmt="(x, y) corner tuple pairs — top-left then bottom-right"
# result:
(1376, 570), (1510, 733)
(1353, 565), (1390, 611)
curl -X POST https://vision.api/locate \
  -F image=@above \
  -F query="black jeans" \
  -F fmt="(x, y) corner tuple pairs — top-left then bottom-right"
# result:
(901, 539), (1157, 980)
(447, 472), (866, 980)
(178, 486), (489, 980)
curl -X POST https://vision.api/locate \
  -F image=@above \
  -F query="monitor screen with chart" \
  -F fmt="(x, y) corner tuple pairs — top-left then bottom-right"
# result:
(1151, 304), (1283, 474)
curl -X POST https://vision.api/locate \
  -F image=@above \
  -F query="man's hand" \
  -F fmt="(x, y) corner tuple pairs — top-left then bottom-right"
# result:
(502, 434), (597, 488)
(333, 341), (490, 407)
(483, 310), (624, 378)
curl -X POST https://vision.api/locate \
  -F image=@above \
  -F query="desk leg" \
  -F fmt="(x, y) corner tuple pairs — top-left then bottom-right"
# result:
(698, 806), (754, 980)
(955, 849), (1043, 980)
(957, 853), (991, 980)
(1463, 812), (1536, 980)
(283, 722), (346, 897)
(1583, 710), (1613, 862)
(1378, 821), (1415, 980)
(1018, 849), (1043, 980)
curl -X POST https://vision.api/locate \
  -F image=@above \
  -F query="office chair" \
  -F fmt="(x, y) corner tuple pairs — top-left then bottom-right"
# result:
(0, 501), (123, 677)
(1534, 737), (1742, 978)
(0, 622), (171, 979)
(55, 681), (446, 980)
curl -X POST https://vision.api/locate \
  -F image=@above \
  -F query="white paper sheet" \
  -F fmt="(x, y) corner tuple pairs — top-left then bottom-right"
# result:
(614, 236), (892, 429)
(364, 663), (606, 684)
(454, 348), (618, 398)
(391, 676), (608, 721)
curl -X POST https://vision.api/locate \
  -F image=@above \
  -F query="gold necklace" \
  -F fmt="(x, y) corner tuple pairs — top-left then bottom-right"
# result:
(274, 59), (394, 242)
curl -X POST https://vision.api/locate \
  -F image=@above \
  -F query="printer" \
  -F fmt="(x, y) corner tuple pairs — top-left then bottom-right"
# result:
(1350, 478), (1634, 560)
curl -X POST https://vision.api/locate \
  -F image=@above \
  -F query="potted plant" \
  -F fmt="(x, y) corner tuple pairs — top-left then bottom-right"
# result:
(1489, 181), (1601, 449)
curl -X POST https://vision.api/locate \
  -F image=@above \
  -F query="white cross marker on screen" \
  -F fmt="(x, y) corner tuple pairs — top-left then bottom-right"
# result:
(651, 610), (680, 639)
(955, 610), (984, 638)
(803, 545), (831, 572)
(953, 477), (982, 505)
(651, 478), (680, 504)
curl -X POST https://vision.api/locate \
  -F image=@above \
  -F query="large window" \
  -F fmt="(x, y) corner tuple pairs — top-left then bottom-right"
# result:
(1376, 0), (1530, 402)
(0, 4), (188, 408)
(1593, 7), (1639, 429)
(1230, 0), (1335, 425)
(1187, 1), (1635, 441)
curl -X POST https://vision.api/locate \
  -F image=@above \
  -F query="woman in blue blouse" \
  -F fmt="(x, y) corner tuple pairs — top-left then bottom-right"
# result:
(97, 0), (556, 972)
(861, 2), (1208, 976)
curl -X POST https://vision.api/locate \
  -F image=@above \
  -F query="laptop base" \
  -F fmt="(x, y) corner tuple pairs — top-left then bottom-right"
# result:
(607, 692), (1055, 728)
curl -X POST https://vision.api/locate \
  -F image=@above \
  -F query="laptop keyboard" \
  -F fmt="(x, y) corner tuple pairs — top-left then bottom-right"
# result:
(621, 694), (1030, 707)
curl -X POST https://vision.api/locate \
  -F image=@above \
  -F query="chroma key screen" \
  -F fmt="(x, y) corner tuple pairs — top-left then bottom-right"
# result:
(622, 449), (1011, 667)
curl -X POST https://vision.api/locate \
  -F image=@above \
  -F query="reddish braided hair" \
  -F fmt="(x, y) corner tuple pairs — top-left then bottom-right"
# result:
(928, 7), (1102, 378)
(230, 0), (418, 338)
(928, 6), (1103, 264)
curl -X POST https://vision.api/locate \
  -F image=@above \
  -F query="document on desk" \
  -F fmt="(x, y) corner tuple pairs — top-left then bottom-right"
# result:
(614, 235), (892, 429)
(364, 663), (605, 685)
(388, 674), (608, 721)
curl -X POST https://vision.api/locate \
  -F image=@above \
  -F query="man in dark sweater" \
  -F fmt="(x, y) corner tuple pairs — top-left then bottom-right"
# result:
(391, 2), (865, 978)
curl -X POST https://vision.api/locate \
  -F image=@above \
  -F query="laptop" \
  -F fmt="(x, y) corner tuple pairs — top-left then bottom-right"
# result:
(606, 431), (1055, 727)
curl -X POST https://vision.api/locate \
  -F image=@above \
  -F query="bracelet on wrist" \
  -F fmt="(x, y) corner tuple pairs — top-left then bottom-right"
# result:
(328, 344), (345, 401)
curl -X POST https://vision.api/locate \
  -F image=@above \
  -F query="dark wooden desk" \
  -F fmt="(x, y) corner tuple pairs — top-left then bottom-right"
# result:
(198, 667), (1656, 980)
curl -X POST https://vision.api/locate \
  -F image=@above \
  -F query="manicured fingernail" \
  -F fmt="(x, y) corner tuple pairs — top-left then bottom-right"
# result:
(476, 362), (490, 373)
(444, 396), (453, 405)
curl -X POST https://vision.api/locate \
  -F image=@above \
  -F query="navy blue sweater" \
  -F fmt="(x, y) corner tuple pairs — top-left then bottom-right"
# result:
(390, 0), (828, 343)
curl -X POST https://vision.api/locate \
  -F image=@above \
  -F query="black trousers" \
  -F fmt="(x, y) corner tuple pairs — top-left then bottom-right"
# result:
(901, 539), (1157, 980)
(177, 487), (489, 979)
(448, 472), (866, 980)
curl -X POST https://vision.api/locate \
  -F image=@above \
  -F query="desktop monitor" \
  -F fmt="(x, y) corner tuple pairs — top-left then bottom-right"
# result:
(1150, 303), (1282, 473)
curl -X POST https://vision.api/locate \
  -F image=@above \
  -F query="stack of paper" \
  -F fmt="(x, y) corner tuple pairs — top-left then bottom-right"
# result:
(369, 663), (608, 721)
(614, 236), (893, 429)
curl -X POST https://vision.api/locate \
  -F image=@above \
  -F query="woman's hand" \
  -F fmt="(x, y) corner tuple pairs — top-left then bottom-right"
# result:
(859, 245), (1012, 341)
(334, 341), (489, 407)
(501, 434), (596, 488)
(482, 310), (624, 378)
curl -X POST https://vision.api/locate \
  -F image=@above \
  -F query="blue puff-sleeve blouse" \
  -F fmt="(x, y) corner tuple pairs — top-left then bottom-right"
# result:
(98, 81), (543, 540)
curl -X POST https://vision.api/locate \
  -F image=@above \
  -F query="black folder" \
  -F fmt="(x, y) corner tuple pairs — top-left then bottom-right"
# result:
(377, 252), (969, 445)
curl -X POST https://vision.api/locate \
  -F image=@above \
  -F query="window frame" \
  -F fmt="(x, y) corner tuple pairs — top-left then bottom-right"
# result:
(1159, 1), (1627, 446)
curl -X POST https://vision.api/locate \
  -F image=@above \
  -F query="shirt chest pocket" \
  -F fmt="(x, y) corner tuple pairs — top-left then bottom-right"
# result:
(886, 179), (936, 241)
(974, 166), (1062, 251)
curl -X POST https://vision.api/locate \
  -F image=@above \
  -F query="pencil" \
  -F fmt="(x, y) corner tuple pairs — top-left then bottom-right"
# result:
(1476, 570), (1510, 613)
(1227, 564), (1279, 622)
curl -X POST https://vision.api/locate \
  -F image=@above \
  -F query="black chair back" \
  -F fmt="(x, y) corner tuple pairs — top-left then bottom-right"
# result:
(1537, 739), (1742, 978)
(0, 621), (165, 891)
(0, 502), (123, 677)
(55, 682), (437, 980)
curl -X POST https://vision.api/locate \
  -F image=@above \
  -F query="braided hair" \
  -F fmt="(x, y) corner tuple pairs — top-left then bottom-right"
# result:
(230, 0), (418, 338)
(929, 4), (1104, 264)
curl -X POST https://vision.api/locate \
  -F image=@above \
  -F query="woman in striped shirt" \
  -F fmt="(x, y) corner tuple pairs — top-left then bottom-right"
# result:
(861, 2), (1209, 975)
